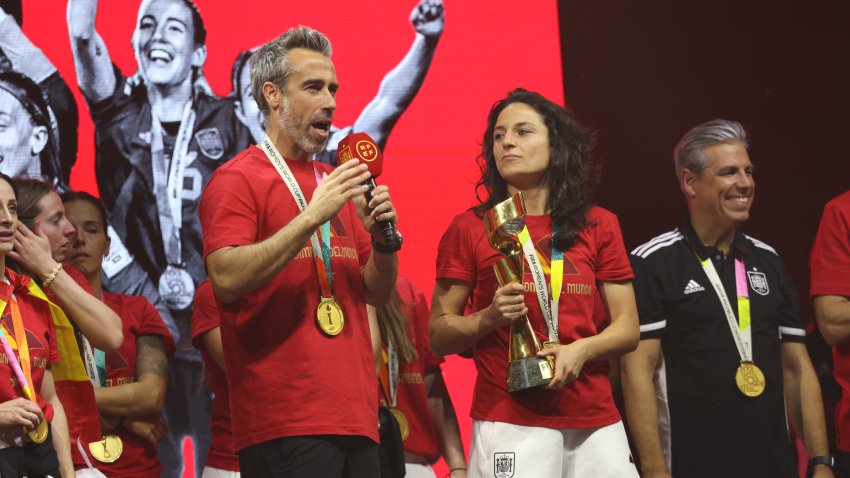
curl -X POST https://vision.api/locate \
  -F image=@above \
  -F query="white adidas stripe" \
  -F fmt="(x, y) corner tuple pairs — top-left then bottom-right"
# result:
(638, 234), (685, 258)
(744, 234), (777, 255)
(779, 326), (805, 337)
(640, 320), (667, 333)
(632, 229), (680, 256)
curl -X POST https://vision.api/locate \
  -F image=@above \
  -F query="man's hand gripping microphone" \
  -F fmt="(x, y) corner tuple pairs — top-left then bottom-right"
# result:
(337, 133), (402, 253)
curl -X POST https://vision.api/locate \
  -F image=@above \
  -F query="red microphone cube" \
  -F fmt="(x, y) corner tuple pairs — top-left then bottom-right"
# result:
(337, 132), (384, 177)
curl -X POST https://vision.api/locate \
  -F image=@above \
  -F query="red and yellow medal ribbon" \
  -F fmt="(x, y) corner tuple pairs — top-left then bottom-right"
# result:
(9, 298), (35, 400)
(0, 297), (36, 402)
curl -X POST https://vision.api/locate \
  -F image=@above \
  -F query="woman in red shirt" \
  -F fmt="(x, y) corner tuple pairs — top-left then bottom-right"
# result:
(375, 276), (466, 478)
(9, 178), (125, 474)
(62, 191), (175, 477)
(0, 172), (73, 477)
(429, 89), (640, 477)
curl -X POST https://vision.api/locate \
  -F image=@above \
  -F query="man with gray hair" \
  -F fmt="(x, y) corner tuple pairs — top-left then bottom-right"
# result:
(621, 119), (834, 477)
(199, 26), (399, 477)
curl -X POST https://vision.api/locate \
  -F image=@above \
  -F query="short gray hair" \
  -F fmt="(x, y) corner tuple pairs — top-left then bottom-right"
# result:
(673, 119), (748, 178)
(249, 26), (332, 119)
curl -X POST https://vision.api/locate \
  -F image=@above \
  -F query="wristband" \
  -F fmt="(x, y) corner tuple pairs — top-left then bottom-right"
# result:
(808, 455), (834, 477)
(42, 263), (63, 288)
(372, 231), (402, 254)
(446, 467), (466, 477)
(809, 455), (834, 468)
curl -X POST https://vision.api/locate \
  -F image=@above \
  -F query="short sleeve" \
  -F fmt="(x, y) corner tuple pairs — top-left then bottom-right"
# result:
(135, 296), (176, 358)
(200, 158), (259, 259)
(593, 209), (634, 282)
(191, 281), (220, 351)
(630, 253), (667, 340)
(776, 259), (806, 343)
(810, 198), (850, 297)
(436, 213), (477, 284)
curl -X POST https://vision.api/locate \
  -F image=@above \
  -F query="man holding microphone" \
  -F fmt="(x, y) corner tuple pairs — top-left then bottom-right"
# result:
(199, 26), (399, 477)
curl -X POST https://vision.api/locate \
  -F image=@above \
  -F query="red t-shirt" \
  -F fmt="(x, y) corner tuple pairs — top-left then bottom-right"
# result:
(93, 292), (175, 476)
(0, 268), (59, 421)
(199, 146), (378, 451)
(191, 280), (238, 471)
(46, 264), (102, 469)
(810, 190), (850, 450)
(381, 276), (443, 459)
(436, 206), (632, 428)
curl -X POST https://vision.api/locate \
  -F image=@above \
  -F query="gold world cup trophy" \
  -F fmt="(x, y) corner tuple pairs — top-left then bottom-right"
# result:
(484, 193), (553, 392)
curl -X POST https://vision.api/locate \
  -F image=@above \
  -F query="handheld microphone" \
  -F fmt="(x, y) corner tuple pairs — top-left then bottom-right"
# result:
(337, 132), (402, 253)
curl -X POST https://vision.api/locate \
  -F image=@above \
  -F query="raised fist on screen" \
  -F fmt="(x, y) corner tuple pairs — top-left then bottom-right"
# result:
(411, 0), (444, 39)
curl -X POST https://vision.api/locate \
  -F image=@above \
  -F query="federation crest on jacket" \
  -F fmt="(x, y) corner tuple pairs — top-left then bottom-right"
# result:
(747, 269), (769, 295)
(494, 452), (515, 478)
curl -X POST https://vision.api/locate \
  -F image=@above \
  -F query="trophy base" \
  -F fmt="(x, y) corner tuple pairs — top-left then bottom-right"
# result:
(507, 356), (553, 393)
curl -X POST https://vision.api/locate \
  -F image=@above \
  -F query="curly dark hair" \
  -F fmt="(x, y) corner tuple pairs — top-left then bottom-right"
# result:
(475, 88), (597, 251)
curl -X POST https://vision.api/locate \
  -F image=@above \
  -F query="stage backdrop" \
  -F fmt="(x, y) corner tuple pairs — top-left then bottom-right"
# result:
(18, 0), (564, 476)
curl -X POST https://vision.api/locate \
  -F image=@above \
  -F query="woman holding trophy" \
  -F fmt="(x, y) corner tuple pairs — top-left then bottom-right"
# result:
(430, 89), (640, 477)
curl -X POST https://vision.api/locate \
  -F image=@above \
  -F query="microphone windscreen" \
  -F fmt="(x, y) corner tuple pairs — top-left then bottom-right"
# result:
(337, 132), (383, 177)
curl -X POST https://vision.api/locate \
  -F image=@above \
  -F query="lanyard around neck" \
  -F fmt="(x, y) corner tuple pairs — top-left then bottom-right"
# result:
(381, 340), (399, 408)
(0, 297), (37, 401)
(80, 334), (106, 388)
(517, 225), (563, 343)
(259, 137), (335, 299)
(699, 254), (753, 362)
(151, 102), (195, 267)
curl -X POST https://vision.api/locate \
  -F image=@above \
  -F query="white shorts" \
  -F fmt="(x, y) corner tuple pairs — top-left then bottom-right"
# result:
(405, 462), (437, 478)
(202, 465), (241, 478)
(468, 420), (638, 478)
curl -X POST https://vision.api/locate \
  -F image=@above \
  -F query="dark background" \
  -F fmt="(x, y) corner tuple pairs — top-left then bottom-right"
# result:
(559, 0), (850, 347)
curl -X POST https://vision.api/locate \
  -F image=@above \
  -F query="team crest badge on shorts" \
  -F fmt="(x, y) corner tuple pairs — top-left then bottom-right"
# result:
(195, 127), (224, 160)
(494, 452), (515, 478)
(747, 270), (770, 295)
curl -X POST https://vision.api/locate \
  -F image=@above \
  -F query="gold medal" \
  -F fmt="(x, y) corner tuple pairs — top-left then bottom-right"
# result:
(89, 434), (123, 463)
(26, 419), (48, 444)
(316, 298), (345, 336)
(735, 361), (766, 397)
(390, 407), (409, 441)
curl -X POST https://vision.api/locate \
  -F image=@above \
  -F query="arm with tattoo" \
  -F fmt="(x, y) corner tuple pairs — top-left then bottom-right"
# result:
(94, 335), (169, 417)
